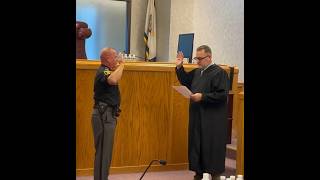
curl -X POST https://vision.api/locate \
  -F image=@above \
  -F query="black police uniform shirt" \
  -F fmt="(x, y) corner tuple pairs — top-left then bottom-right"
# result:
(93, 65), (120, 106)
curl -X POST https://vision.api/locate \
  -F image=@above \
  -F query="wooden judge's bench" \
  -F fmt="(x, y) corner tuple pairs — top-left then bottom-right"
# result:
(76, 60), (241, 176)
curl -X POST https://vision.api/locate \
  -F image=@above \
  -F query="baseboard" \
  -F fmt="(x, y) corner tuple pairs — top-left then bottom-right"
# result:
(76, 163), (189, 176)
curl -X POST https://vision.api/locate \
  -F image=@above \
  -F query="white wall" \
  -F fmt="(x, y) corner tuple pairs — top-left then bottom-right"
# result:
(155, 0), (171, 61)
(168, 0), (195, 61)
(130, 0), (148, 58)
(130, 0), (244, 81)
(193, 0), (244, 81)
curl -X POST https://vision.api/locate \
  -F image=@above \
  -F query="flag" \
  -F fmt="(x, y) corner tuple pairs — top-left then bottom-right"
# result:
(144, 0), (156, 61)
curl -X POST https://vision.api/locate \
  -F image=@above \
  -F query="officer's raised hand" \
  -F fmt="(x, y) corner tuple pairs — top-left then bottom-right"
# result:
(100, 48), (125, 85)
(116, 52), (125, 65)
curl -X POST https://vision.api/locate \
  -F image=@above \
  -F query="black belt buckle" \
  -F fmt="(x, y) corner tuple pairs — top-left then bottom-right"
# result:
(95, 102), (108, 115)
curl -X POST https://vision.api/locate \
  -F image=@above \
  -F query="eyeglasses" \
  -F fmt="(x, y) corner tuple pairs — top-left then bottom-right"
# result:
(193, 55), (209, 61)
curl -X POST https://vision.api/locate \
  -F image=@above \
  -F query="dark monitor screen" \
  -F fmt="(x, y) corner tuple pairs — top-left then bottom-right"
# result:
(177, 33), (194, 63)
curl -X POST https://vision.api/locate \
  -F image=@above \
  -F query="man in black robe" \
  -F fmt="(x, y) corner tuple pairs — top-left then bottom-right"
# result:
(175, 45), (229, 180)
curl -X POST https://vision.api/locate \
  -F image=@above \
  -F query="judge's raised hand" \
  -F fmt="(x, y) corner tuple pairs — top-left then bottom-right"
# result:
(176, 51), (184, 67)
(190, 93), (202, 102)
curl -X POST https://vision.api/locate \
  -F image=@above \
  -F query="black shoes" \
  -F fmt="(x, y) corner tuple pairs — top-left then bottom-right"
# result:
(194, 173), (203, 180)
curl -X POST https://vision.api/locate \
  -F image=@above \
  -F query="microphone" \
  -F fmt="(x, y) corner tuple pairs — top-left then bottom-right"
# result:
(139, 159), (167, 180)
(158, 159), (167, 165)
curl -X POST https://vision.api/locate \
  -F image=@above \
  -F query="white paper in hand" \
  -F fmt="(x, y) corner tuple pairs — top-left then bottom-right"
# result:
(172, 86), (192, 98)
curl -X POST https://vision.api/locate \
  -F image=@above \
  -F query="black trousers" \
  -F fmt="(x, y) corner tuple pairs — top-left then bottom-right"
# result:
(91, 102), (117, 180)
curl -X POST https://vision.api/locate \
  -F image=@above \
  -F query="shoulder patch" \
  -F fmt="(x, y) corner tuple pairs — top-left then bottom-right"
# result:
(104, 69), (111, 76)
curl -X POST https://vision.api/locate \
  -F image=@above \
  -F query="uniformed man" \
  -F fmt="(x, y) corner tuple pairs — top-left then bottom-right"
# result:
(91, 47), (125, 180)
(175, 45), (230, 180)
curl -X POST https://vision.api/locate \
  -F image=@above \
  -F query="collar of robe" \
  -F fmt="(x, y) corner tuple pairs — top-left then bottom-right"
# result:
(200, 63), (215, 76)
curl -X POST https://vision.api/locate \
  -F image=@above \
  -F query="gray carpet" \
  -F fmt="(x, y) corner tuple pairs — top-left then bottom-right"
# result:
(77, 169), (236, 180)
(77, 158), (236, 180)
(77, 136), (238, 179)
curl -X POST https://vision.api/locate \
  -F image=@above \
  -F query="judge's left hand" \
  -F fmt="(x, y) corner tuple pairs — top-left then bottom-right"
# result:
(190, 93), (202, 102)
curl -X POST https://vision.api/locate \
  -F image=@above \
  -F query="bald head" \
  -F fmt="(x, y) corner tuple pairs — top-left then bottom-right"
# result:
(100, 48), (118, 69)
(100, 48), (117, 61)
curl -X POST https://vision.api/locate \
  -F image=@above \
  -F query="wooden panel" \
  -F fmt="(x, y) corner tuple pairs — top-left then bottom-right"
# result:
(238, 82), (244, 93)
(236, 92), (244, 175)
(227, 94), (234, 143)
(76, 69), (96, 170)
(231, 69), (240, 139)
(115, 71), (172, 166)
(76, 60), (238, 75)
(232, 82), (243, 138)
(77, 163), (189, 176)
(76, 60), (239, 175)
(168, 75), (189, 164)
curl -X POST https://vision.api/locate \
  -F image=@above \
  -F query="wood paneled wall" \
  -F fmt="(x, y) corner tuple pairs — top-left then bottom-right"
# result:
(236, 92), (244, 175)
(76, 60), (239, 175)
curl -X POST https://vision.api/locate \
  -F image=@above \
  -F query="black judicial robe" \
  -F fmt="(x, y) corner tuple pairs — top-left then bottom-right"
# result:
(176, 64), (229, 174)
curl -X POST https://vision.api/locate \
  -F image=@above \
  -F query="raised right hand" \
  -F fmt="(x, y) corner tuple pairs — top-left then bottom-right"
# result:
(116, 52), (125, 64)
(176, 51), (184, 66)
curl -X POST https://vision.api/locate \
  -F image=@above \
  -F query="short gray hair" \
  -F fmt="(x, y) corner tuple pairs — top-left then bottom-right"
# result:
(196, 45), (212, 55)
